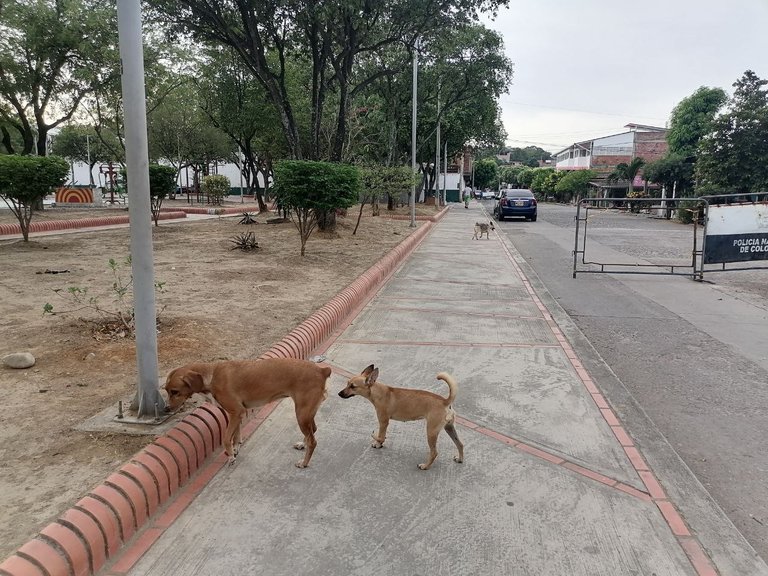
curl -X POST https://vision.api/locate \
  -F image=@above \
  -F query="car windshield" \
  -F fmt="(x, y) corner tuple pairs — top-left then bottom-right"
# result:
(503, 190), (533, 198)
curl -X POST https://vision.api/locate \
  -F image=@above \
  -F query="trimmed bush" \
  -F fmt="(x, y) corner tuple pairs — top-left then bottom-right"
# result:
(272, 160), (361, 255)
(0, 154), (69, 241)
(202, 174), (231, 205)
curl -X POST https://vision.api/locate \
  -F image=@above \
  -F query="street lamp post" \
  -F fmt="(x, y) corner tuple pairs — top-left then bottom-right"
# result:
(117, 0), (164, 418)
(410, 38), (419, 228)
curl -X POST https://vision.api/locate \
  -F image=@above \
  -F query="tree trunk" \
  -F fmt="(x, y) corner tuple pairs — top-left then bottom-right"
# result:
(316, 208), (336, 231)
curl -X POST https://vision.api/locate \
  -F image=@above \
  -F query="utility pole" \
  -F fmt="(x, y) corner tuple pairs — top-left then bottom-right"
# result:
(443, 141), (448, 205)
(435, 83), (440, 206)
(410, 38), (419, 227)
(117, 0), (164, 418)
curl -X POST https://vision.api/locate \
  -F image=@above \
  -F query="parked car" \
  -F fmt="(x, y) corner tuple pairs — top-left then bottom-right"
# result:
(480, 189), (495, 199)
(494, 189), (537, 221)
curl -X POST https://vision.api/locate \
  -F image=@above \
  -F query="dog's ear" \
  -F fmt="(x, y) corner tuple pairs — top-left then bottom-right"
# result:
(361, 364), (375, 377)
(181, 371), (205, 393)
(365, 367), (379, 386)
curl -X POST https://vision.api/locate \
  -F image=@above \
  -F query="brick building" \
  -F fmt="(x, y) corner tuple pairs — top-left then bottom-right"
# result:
(553, 124), (668, 197)
(554, 123), (668, 176)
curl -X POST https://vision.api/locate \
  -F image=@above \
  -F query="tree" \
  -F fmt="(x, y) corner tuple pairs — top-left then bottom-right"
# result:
(156, 0), (511, 161)
(607, 157), (646, 198)
(529, 168), (555, 196)
(0, 0), (118, 156)
(147, 81), (234, 194)
(554, 169), (596, 202)
(357, 165), (415, 232)
(659, 85), (727, 195)
(499, 165), (526, 188)
(539, 170), (566, 198)
(196, 47), (287, 212)
(50, 124), (114, 185)
(507, 146), (551, 167)
(517, 167), (536, 188)
(148, 165), (177, 226)
(473, 158), (499, 190)
(667, 86), (728, 157)
(0, 155), (68, 240)
(643, 155), (691, 198)
(697, 70), (768, 193)
(272, 161), (361, 256)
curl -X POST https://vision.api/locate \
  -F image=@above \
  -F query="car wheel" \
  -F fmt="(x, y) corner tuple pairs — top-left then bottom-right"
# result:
(497, 212), (504, 221)
(530, 215), (537, 222)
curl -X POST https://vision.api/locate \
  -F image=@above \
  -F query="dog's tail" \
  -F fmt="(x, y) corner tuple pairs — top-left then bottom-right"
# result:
(436, 372), (458, 405)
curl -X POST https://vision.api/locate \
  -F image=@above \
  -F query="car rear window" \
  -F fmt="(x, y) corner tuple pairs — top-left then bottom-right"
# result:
(504, 190), (533, 198)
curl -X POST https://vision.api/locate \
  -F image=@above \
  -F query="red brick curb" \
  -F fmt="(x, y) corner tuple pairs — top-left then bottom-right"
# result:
(0, 212), (188, 237)
(0, 205), (448, 576)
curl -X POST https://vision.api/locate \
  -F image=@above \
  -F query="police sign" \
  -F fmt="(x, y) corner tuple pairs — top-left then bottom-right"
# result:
(704, 203), (768, 264)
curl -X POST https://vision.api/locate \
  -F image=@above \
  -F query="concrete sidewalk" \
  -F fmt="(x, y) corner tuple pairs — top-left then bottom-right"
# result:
(109, 202), (766, 576)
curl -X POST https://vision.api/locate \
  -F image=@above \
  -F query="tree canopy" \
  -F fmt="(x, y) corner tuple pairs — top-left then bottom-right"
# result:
(0, 0), (118, 155)
(154, 0), (511, 162)
(697, 70), (768, 194)
(667, 86), (727, 158)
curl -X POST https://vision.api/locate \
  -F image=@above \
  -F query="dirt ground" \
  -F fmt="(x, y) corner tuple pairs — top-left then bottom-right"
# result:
(0, 198), (442, 559)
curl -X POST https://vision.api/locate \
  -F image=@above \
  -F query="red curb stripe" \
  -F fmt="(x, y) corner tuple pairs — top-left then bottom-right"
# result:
(74, 496), (122, 556)
(0, 554), (46, 576)
(183, 414), (216, 457)
(623, 446), (649, 471)
(165, 428), (200, 474)
(104, 472), (149, 526)
(152, 437), (189, 486)
(638, 470), (667, 500)
(174, 421), (208, 466)
(58, 508), (107, 574)
(475, 427), (519, 446)
(197, 405), (226, 447)
(16, 540), (69, 576)
(90, 485), (135, 542)
(610, 425), (634, 447)
(517, 442), (566, 465)
(679, 538), (719, 576)
(119, 463), (161, 516)
(153, 453), (229, 530)
(591, 393), (610, 409)
(615, 482), (653, 502)
(600, 408), (620, 426)
(39, 523), (90, 576)
(109, 528), (164, 574)
(656, 500), (691, 537)
(142, 443), (182, 491)
(130, 453), (171, 505)
(562, 462), (617, 487)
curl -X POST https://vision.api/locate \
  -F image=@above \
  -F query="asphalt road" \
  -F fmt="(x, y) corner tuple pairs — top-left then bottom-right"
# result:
(480, 198), (768, 563)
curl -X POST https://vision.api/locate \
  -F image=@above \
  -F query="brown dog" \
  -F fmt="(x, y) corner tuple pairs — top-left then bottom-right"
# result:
(338, 365), (464, 470)
(164, 358), (331, 468)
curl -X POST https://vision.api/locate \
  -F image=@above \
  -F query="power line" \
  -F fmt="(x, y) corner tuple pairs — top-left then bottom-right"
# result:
(505, 101), (668, 124)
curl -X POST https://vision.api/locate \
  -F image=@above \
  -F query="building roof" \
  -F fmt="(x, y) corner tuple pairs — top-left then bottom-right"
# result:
(555, 123), (668, 157)
(624, 123), (667, 131)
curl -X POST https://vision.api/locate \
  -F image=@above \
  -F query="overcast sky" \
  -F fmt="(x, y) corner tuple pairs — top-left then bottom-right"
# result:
(481, 0), (768, 153)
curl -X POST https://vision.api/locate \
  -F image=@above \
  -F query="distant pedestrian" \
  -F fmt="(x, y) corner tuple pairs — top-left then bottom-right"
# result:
(463, 187), (471, 209)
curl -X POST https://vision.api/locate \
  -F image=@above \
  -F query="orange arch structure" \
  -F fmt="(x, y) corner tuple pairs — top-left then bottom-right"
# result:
(55, 186), (94, 203)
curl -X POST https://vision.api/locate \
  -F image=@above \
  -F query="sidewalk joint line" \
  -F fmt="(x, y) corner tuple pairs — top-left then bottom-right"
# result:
(334, 338), (560, 348)
(491, 219), (721, 576)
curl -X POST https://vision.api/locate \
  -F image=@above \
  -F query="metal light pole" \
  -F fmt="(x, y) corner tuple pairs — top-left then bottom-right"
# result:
(443, 141), (447, 204)
(86, 134), (92, 186)
(117, 0), (164, 418)
(435, 82), (440, 207)
(410, 38), (419, 227)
